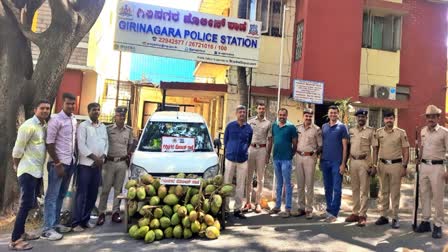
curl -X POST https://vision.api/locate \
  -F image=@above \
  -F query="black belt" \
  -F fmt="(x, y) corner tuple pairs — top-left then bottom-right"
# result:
(297, 151), (314, 156)
(251, 144), (267, 148)
(421, 159), (444, 165)
(351, 154), (367, 160)
(106, 156), (128, 162)
(380, 158), (402, 165)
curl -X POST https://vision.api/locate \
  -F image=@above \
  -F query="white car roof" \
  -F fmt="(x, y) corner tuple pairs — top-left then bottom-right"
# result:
(149, 111), (206, 123)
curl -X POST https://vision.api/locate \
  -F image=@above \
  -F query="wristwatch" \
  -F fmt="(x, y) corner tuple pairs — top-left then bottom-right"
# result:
(402, 164), (408, 169)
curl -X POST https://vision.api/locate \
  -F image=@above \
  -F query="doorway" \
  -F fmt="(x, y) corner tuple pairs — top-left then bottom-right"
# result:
(314, 103), (331, 128)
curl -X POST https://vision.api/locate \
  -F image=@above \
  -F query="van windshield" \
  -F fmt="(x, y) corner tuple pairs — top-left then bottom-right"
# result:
(138, 121), (213, 152)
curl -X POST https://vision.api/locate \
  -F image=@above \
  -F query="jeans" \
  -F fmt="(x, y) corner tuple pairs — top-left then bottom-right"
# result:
(72, 164), (101, 227)
(273, 159), (293, 210)
(43, 161), (76, 231)
(11, 174), (39, 242)
(321, 160), (343, 217)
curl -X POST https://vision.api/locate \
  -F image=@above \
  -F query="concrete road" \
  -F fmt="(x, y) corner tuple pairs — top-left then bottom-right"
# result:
(0, 211), (446, 252)
(1, 183), (447, 251)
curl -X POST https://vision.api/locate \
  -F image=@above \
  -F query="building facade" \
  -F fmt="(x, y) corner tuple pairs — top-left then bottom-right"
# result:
(291, 0), (448, 141)
(195, 0), (305, 127)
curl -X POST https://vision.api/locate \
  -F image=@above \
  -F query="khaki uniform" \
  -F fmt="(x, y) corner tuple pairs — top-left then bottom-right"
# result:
(294, 123), (322, 212)
(246, 116), (272, 204)
(224, 160), (248, 211)
(349, 126), (375, 217)
(374, 127), (409, 219)
(98, 124), (134, 214)
(420, 125), (448, 227)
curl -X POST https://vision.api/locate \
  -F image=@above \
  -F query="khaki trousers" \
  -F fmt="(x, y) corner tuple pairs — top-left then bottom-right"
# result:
(294, 155), (316, 212)
(349, 159), (370, 217)
(224, 159), (248, 211)
(419, 163), (446, 227)
(98, 160), (127, 214)
(246, 146), (267, 204)
(378, 163), (402, 219)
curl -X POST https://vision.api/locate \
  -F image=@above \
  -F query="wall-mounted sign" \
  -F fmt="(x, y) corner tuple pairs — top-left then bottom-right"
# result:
(293, 79), (324, 104)
(114, 1), (262, 67)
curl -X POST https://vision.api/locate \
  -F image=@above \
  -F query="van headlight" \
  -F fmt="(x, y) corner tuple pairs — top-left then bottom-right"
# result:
(203, 165), (218, 179)
(130, 164), (148, 179)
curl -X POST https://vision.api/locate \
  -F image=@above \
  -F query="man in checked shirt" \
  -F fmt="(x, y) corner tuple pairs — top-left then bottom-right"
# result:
(9, 100), (50, 250)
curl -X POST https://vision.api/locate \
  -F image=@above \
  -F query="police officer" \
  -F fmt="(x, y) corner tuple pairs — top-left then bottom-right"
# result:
(373, 111), (409, 229)
(345, 109), (376, 227)
(244, 102), (272, 213)
(414, 105), (448, 239)
(97, 106), (134, 225)
(291, 108), (322, 219)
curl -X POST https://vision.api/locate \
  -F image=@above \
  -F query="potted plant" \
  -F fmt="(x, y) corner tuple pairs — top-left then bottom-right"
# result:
(334, 98), (357, 128)
(322, 98), (356, 128)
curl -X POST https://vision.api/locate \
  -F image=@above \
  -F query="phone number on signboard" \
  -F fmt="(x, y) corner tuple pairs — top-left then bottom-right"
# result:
(152, 38), (227, 51)
(158, 37), (185, 45)
(158, 38), (228, 51)
(188, 41), (227, 51)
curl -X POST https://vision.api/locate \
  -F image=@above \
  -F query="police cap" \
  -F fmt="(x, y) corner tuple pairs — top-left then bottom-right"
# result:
(355, 109), (368, 117)
(115, 106), (127, 115)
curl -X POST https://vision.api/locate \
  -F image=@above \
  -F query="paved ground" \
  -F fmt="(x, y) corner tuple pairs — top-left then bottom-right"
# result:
(1, 214), (447, 252)
(1, 182), (447, 252)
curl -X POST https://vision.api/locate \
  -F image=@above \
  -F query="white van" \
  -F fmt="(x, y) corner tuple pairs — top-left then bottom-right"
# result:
(130, 111), (219, 179)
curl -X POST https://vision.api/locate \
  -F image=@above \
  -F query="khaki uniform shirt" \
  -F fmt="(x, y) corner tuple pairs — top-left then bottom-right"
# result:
(349, 126), (375, 157)
(107, 124), (134, 157)
(248, 116), (272, 145)
(296, 123), (322, 152)
(421, 124), (448, 160)
(374, 127), (410, 160)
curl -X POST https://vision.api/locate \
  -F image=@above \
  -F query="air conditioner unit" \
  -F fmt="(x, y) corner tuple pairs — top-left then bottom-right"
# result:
(372, 85), (396, 100)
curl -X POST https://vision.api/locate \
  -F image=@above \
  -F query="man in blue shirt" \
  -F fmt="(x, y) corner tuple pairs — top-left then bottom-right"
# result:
(224, 105), (253, 219)
(321, 105), (349, 222)
(268, 108), (298, 218)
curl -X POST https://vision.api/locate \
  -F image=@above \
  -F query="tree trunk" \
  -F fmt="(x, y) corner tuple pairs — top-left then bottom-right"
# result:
(0, 0), (105, 213)
(0, 2), (34, 213)
(237, 0), (248, 108)
(237, 67), (248, 107)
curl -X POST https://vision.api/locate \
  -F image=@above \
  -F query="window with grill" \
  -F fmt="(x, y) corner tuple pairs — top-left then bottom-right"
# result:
(100, 79), (132, 123)
(295, 21), (304, 61)
(368, 108), (381, 129)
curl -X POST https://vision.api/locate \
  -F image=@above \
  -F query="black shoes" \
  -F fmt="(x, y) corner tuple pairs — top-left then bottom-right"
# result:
(234, 210), (247, 219)
(96, 213), (105, 226)
(415, 222), (442, 239)
(391, 219), (400, 229)
(415, 221), (432, 233)
(432, 225), (442, 239)
(375, 216), (398, 228)
(375, 216), (389, 225)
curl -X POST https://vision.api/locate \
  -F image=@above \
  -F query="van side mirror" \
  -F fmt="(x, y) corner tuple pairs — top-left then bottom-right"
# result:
(213, 138), (222, 149)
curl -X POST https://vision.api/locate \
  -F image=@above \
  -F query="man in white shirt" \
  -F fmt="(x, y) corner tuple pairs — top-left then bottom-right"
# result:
(72, 103), (108, 232)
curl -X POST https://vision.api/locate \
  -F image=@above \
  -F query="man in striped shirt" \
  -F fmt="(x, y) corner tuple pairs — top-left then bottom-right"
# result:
(9, 100), (51, 251)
